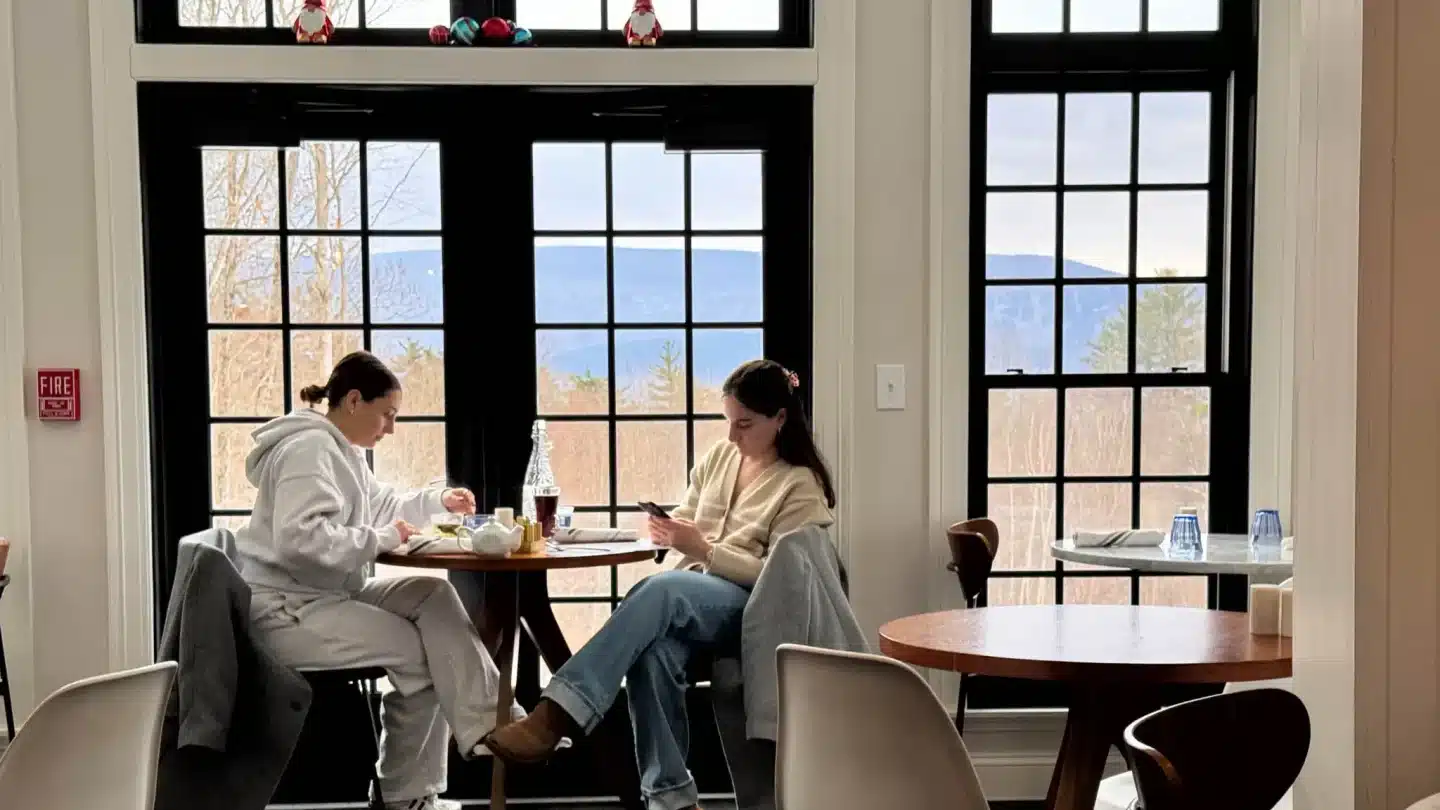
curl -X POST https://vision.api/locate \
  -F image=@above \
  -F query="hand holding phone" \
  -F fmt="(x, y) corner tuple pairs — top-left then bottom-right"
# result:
(638, 502), (671, 562)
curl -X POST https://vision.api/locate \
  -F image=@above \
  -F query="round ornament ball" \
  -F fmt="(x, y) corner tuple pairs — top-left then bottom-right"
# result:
(480, 16), (512, 38)
(428, 24), (450, 44)
(450, 16), (480, 44)
(512, 27), (533, 45)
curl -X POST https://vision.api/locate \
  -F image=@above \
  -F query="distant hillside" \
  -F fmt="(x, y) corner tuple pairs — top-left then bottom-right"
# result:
(368, 246), (1123, 381)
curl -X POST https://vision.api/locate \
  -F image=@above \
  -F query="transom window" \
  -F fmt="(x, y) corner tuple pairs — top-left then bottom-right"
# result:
(149, 0), (809, 45)
(968, 0), (1256, 707)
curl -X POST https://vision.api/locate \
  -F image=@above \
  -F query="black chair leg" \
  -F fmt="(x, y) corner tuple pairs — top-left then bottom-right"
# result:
(361, 679), (385, 810)
(954, 673), (968, 736)
(0, 625), (15, 741)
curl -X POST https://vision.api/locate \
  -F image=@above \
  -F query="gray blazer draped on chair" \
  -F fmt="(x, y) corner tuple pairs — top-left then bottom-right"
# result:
(154, 529), (312, 810)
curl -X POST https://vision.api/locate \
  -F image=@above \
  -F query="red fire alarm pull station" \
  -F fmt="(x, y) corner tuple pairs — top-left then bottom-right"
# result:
(37, 368), (80, 421)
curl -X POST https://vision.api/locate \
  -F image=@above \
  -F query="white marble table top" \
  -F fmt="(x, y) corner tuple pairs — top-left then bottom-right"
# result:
(1050, 533), (1293, 577)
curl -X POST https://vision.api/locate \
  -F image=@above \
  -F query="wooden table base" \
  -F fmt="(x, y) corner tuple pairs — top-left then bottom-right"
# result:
(454, 570), (643, 810)
(1045, 686), (1163, 810)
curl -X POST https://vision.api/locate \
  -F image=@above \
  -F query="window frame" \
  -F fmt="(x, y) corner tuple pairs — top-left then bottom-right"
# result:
(139, 82), (814, 660)
(966, 0), (1257, 709)
(138, 0), (812, 47)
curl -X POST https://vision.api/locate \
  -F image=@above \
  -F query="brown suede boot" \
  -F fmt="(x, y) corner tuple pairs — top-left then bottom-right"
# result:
(483, 698), (576, 765)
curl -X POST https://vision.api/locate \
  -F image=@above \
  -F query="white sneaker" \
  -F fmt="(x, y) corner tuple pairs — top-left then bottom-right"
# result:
(384, 796), (461, 810)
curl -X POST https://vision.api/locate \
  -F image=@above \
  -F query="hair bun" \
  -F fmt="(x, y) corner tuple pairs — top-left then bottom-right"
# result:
(298, 384), (329, 405)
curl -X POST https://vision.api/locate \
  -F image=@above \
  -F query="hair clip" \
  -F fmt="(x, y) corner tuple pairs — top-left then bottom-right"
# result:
(785, 369), (800, 391)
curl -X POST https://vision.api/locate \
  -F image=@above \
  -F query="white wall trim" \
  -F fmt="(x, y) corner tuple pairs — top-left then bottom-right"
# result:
(0, 0), (37, 722)
(92, 0), (155, 671)
(131, 44), (819, 86)
(810, 0), (856, 562)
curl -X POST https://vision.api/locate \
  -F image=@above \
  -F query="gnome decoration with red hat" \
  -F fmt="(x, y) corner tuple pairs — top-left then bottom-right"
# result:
(623, 0), (662, 46)
(293, 0), (334, 43)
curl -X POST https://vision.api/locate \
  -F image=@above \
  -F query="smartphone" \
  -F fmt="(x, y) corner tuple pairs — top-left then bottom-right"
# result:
(637, 502), (671, 562)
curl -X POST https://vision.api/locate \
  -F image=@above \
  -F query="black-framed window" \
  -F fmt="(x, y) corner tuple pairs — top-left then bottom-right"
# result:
(141, 0), (811, 46)
(140, 83), (812, 672)
(967, 0), (1256, 708)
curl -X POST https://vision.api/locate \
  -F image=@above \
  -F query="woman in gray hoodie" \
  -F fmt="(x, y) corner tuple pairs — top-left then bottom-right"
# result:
(236, 350), (519, 810)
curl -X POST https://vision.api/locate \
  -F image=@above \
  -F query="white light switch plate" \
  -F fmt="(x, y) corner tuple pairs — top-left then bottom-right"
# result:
(876, 364), (906, 410)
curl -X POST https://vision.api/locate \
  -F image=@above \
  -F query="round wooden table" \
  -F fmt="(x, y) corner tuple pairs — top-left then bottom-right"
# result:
(379, 542), (657, 810)
(879, 605), (1291, 810)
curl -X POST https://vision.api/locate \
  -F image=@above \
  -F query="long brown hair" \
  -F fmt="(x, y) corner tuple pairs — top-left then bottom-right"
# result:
(722, 359), (837, 509)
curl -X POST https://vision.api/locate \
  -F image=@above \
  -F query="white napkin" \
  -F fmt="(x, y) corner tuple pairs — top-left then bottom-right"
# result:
(1071, 529), (1164, 548)
(552, 528), (638, 545)
(396, 535), (472, 556)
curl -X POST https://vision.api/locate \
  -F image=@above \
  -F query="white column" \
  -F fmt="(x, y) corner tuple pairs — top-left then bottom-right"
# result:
(1289, 0), (1440, 807)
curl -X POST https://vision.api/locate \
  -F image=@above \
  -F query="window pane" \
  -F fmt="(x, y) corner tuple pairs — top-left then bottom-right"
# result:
(211, 424), (260, 509)
(550, 512), (613, 597)
(183, 0), (267, 26)
(291, 330), (364, 409)
(693, 419), (728, 460)
(987, 95), (1058, 186)
(367, 142), (441, 230)
(537, 237), (608, 325)
(991, 0), (1062, 33)
(373, 422), (446, 491)
(607, 0), (692, 30)
(986, 192), (1055, 279)
(1069, 0), (1139, 32)
(550, 604), (615, 670)
(986, 287), (1055, 374)
(534, 143), (607, 231)
(373, 330), (444, 416)
(988, 389), (1057, 478)
(696, 0), (779, 30)
(1141, 577), (1208, 608)
(1063, 284), (1128, 374)
(612, 143), (684, 231)
(692, 236), (764, 323)
(1148, 0), (1219, 32)
(1140, 387), (1210, 476)
(370, 237), (443, 324)
(209, 330), (284, 417)
(1136, 191), (1207, 278)
(273, 0), (358, 28)
(548, 421), (612, 507)
(988, 483), (1056, 571)
(287, 142), (362, 231)
(518, 0), (603, 29)
(988, 577), (1057, 606)
(203, 148), (279, 229)
(694, 329), (764, 414)
(617, 421), (687, 505)
(1063, 482), (1131, 536)
(207, 236), (281, 323)
(691, 153), (762, 231)
(1064, 94), (1132, 185)
(615, 237), (685, 324)
(616, 329), (687, 415)
(1138, 93), (1210, 184)
(212, 514), (251, 532)
(289, 236), (363, 323)
(1064, 576), (1131, 605)
(1063, 192), (1129, 277)
(1064, 388), (1132, 477)
(366, 0), (450, 28)
(1135, 283), (1206, 373)
(1140, 482), (1209, 531)
(537, 330), (610, 416)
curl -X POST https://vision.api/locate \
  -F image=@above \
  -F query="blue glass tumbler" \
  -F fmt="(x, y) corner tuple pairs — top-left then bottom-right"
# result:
(1170, 514), (1202, 555)
(1251, 508), (1283, 548)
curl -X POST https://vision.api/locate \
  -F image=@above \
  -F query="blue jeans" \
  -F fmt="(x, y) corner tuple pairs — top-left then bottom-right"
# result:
(544, 569), (750, 810)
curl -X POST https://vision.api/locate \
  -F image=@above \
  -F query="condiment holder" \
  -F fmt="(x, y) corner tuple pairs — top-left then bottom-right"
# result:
(1249, 580), (1295, 638)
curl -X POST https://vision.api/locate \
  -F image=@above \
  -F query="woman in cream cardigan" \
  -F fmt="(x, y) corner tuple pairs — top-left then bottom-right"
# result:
(485, 359), (837, 810)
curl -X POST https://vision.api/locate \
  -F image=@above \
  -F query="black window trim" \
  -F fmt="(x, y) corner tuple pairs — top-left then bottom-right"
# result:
(138, 0), (812, 47)
(966, 0), (1257, 709)
(139, 82), (814, 642)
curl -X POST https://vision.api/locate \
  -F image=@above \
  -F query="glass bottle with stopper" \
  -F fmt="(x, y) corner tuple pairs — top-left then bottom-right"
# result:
(522, 419), (561, 536)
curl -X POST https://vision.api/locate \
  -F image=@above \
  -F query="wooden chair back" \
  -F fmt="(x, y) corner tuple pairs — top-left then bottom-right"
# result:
(1124, 688), (1309, 810)
(946, 518), (999, 606)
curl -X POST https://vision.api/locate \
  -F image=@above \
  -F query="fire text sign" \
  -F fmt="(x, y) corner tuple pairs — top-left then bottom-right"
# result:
(37, 368), (80, 421)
